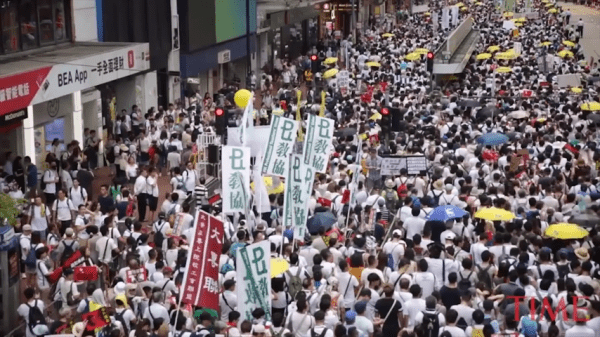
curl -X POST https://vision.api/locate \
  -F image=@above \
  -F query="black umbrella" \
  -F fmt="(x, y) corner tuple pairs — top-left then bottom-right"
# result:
(570, 213), (600, 228)
(333, 127), (358, 138)
(587, 114), (600, 124)
(476, 106), (500, 120)
(458, 100), (480, 108)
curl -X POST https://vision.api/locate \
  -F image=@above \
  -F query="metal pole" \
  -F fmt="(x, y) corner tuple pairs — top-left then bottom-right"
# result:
(352, 0), (357, 44)
(246, 0), (251, 78)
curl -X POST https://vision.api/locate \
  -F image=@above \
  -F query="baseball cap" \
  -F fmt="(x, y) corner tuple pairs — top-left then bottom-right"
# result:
(345, 310), (357, 322)
(253, 324), (266, 333)
(65, 228), (74, 236)
(22, 224), (32, 231)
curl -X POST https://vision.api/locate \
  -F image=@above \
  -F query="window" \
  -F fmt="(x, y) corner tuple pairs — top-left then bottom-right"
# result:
(37, 0), (53, 43)
(54, 0), (65, 41)
(1, 0), (19, 52)
(19, 0), (38, 49)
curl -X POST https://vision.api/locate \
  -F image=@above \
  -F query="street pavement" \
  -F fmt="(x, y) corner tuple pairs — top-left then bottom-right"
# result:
(558, 2), (600, 63)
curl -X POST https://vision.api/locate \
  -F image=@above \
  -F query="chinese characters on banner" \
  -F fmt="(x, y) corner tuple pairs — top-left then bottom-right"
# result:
(283, 154), (315, 240)
(261, 115), (299, 177)
(126, 267), (147, 283)
(81, 307), (111, 331)
(237, 241), (271, 322)
(222, 146), (251, 213)
(180, 210), (224, 310)
(302, 114), (335, 173)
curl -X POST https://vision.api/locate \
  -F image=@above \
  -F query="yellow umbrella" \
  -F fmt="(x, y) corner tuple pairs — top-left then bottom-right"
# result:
(503, 12), (514, 17)
(369, 112), (382, 121)
(488, 45), (500, 52)
(424, 12), (431, 16)
(538, 41), (552, 47)
(414, 48), (429, 54)
(558, 50), (574, 58)
(474, 207), (516, 221)
(455, 2), (464, 6)
(382, 33), (395, 38)
(366, 61), (381, 67)
(571, 87), (583, 94)
(495, 52), (517, 60)
(541, 0), (548, 2)
(548, 8), (558, 13)
(271, 258), (290, 278)
(496, 67), (513, 73)
(476, 53), (492, 60)
(322, 68), (339, 79)
(323, 57), (338, 65)
(461, 6), (468, 10)
(581, 102), (600, 111)
(404, 53), (421, 61)
(476, 1), (483, 4)
(514, 17), (527, 22)
(515, 22), (523, 27)
(251, 177), (285, 195)
(545, 3), (554, 7)
(545, 223), (589, 240)
(563, 40), (575, 47)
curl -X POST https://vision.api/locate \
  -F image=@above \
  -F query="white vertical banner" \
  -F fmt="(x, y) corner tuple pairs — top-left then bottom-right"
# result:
(442, 7), (450, 30)
(253, 152), (271, 214)
(350, 139), (363, 207)
(236, 240), (272, 322)
(451, 6), (459, 26)
(222, 146), (251, 213)
(239, 93), (255, 146)
(261, 115), (299, 177)
(302, 114), (335, 173)
(432, 12), (439, 32)
(283, 154), (315, 241)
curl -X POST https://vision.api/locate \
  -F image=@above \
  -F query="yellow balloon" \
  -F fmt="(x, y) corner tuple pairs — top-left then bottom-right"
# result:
(234, 89), (252, 108)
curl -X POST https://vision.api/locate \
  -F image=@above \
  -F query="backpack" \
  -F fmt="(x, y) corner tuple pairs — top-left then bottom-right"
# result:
(331, 195), (341, 214)
(421, 311), (440, 337)
(350, 250), (365, 267)
(557, 263), (570, 279)
(311, 328), (329, 337)
(26, 300), (47, 336)
(472, 326), (485, 337)
(60, 240), (76, 264)
(458, 271), (473, 292)
(383, 188), (398, 211)
(387, 244), (401, 269)
(397, 178), (409, 198)
(167, 204), (178, 225)
(70, 187), (84, 201)
(431, 190), (443, 207)
(270, 327), (285, 337)
(476, 264), (493, 289)
(40, 170), (48, 191)
(191, 327), (215, 337)
(24, 240), (37, 269)
(176, 176), (186, 192)
(286, 267), (303, 299)
(115, 309), (130, 335)
(154, 220), (167, 249)
(456, 316), (468, 330)
(110, 185), (122, 201)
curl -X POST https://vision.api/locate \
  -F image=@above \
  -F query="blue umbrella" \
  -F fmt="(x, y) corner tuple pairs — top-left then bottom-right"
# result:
(427, 205), (468, 222)
(477, 133), (509, 146)
(307, 211), (337, 235)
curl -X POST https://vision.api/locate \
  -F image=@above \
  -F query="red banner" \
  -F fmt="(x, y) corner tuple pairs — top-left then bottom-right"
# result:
(126, 266), (147, 283)
(0, 67), (52, 117)
(82, 307), (111, 331)
(181, 211), (224, 310)
(74, 266), (99, 282)
(47, 250), (85, 283)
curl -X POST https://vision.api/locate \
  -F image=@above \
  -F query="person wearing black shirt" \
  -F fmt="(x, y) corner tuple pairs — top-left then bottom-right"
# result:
(440, 272), (462, 310)
(374, 285), (405, 337)
(98, 185), (115, 214)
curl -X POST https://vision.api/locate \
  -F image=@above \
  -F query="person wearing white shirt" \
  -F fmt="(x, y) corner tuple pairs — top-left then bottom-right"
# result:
(96, 226), (118, 265)
(437, 309), (467, 337)
(566, 310), (595, 337)
(42, 163), (59, 206)
(60, 268), (80, 308)
(219, 280), (238, 321)
(413, 259), (437, 298)
(339, 260), (360, 310)
(403, 285), (427, 329)
(182, 162), (198, 195)
(145, 168), (159, 221)
(138, 132), (151, 165)
(404, 208), (427, 241)
(470, 234), (489, 266)
(382, 231), (406, 271)
(69, 179), (88, 209)
(29, 197), (50, 240)
(52, 190), (76, 236)
(17, 288), (47, 337)
(134, 169), (149, 222)
(144, 293), (170, 329)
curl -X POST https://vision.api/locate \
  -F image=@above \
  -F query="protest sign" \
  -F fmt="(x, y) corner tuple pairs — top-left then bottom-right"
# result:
(381, 155), (428, 175)
(302, 114), (334, 173)
(283, 154), (315, 240)
(338, 70), (350, 96)
(238, 93), (254, 146)
(180, 211), (224, 310)
(237, 241), (271, 322)
(74, 266), (98, 282)
(82, 307), (111, 331)
(222, 146), (251, 213)
(126, 267), (147, 283)
(261, 115), (299, 177)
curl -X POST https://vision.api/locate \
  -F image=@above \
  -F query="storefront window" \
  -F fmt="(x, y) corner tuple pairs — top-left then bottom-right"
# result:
(37, 0), (54, 43)
(1, 1), (20, 53)
(54, 0), (65, 41)
(19, 0), (38, 49)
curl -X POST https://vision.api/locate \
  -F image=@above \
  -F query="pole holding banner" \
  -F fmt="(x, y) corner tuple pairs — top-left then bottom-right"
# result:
(296, 90), (304, 142)
(237, 241), (272, 322)
(320, 91), (326, 117)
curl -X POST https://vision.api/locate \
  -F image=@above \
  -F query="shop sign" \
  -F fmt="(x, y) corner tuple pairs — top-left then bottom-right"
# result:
(0, 43), (150, 118)
(0, 108), (28, 125)
(218, 50), (231, 64)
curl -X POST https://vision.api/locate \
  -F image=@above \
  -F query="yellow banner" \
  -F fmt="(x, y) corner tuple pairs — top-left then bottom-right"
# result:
(319, 91), (326, 117)
(296, 90), (304, 141)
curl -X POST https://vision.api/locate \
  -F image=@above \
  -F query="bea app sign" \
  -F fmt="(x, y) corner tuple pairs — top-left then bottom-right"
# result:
(58, 69), (88, 87)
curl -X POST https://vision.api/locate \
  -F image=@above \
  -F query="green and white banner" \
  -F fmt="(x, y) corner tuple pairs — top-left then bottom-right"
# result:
(236, 241), (271, 322)
(302, 114), (335, 173)
(283, 154), (315, 241)
(261, 115), (299, 177)
(222, 146), (251, 213)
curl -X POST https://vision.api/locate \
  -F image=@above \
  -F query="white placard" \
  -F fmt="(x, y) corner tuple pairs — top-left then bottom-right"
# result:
(236, 241), (272, 322)
(283, 154), (315, 240)
(302, 114), (335, 173)
(222, 146), (251, 213)
(261, 115), (299, 177)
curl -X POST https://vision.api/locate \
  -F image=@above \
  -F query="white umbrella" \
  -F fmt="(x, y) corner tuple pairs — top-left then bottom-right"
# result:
(509, 110), (529, 119)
